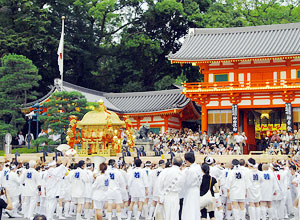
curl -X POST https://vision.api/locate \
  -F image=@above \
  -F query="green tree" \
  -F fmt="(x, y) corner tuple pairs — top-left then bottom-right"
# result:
(38, 91), (88, 144)
(0, 54), (41, 137)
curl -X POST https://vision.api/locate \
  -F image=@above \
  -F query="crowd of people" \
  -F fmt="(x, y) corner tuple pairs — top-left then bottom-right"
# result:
(149, 129), (247, 156)
(149, 128), (300, 156)
(0, 152), (300, 220)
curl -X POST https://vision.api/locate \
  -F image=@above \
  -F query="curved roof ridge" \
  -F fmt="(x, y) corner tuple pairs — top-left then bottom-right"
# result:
(63, 81), (106, 96)
(104, 88), (182, 98)
(192, 23), (300, 35)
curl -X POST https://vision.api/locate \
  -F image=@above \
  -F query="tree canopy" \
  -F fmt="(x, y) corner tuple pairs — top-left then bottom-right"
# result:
(1, 0), (300, 94)
(36, 91), (88, 145)
(0, 54), (41, 137)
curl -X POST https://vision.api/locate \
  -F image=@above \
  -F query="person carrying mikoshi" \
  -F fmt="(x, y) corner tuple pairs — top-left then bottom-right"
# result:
(127, 158), (149, 220)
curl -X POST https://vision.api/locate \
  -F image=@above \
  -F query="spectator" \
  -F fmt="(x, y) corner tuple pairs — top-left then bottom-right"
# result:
(0, 187), (13, 219)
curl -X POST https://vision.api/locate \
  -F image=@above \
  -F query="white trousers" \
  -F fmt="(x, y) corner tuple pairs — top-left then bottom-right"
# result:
(273, 199), (285, 220)
(182, 187), (200, 220)
(23, 196), (37, 219)
(163, 192), (179, 220)
(46, 197), (57, 220)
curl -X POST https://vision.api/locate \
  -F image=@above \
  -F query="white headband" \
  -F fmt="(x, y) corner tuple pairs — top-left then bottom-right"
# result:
(48, 161), (56, 167)
(247, 161), (257, 168)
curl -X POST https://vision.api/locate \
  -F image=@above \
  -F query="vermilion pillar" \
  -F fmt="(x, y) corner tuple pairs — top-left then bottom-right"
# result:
(243, 110), (249, 154)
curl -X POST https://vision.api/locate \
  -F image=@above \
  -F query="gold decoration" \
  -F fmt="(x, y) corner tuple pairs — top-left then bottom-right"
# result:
(70, 99), (135, 157)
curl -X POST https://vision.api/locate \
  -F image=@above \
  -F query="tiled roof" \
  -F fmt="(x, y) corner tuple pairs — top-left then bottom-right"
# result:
(104, 89), (190, 114)
(22, 80), (191, 114)
(168, 23), (300, 61)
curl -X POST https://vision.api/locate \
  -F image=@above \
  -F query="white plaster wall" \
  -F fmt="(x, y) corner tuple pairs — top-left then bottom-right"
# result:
(169, 117), (179, 123)
(229, 72), (234, 82)
(239, 61), (251, 65)
(280, 71), (286, 79)
(220, 101), (232, 106)
(273, 99), (285, 105)
(129, 117), (136, 122)
(141, 117), (151, 122)
(239, 100), (251, 106)
(239, 73), (244, 82)
(292, 98), (300, 104)
(141, 122), (163, 125)
(206, 101), (219, 107)
(209, 74), (214, 83)
(209, 62), (220, 66)
(273, 72), (277, 81)
(253, 60), (270, 64)
(291, 69), (297, 79)
(154, 116), (162, 121)
(253, 99), (270, 105)
(247, 73), (251, 81)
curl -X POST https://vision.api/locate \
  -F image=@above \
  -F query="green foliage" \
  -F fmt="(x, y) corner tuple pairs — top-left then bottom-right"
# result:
(0, 54), (41, 137)
(1, 0), (300, 95)
(12, 147), (43, 154)
(38, 91), (88, 144)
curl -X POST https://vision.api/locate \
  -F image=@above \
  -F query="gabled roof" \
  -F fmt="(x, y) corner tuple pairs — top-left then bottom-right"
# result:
(104, 89), (190, 114)
(168, 23), (300, 62)
(22, 79), (192, 115)
(62, 81), (121, 112)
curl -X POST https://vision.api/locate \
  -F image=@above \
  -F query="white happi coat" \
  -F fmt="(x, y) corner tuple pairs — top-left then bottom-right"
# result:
(105, 166), (125, 201)
(20, 168), (41, 197)
(158, 166), (184, 220)
(181, 163), (202, 220)
(70, 167), (88, 198)
(2, 170), (21, 197)
(144, 167), (153, 196)
(151, 167), (164, 200)
(84, 169), (94, 199)
(92, 173), (109, 202)
(220, 168), (230, 197)
(128, 167), (148, 198)
(260, 170), (279, 201)
(245, 169), (262, 202)
(225, 166), (247, 201)
(45, 165), (68, 198)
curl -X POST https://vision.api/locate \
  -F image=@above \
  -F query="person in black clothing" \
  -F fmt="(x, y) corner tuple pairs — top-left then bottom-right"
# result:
(0, 187), (12, 220)
(200, 163), (219, 220)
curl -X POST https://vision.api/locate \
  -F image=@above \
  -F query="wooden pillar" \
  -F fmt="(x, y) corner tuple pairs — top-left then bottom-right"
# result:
(243, 110), (249, 154)
(234, 62), (239, 81)
(286, 59), (291, 80)
(201, 105), (208, 133)
(136, 117), (141, 129)
(201, 64), (209, 83)
(163, 115), (170, 132)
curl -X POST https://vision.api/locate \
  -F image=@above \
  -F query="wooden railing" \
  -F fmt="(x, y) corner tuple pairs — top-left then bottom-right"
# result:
(183, 79), (300, 91)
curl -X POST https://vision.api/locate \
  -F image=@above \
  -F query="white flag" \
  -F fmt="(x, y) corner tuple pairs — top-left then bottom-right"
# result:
(57, 18), (64, 76)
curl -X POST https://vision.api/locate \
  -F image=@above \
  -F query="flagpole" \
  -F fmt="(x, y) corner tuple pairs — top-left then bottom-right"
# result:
(61, 16), (65, 91)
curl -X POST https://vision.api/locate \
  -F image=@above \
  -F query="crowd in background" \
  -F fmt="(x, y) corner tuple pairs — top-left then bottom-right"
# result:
(149, 128), (247, 156)
(149, 128), (300, 156)
(260, 130), (300, 156)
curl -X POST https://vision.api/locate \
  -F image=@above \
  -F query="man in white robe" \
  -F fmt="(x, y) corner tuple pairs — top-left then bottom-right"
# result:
(181, 152), (202, 220)
(20, 160), (41, 219)
(158, 157), (184, 220)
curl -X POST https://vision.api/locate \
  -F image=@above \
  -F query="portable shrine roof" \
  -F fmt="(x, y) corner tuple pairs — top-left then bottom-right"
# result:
(168, 23), (300, 62)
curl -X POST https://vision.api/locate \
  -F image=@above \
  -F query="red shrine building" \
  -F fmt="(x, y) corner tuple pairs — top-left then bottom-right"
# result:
(23, 79), (200, 135)
(168, 23), (300, 148)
